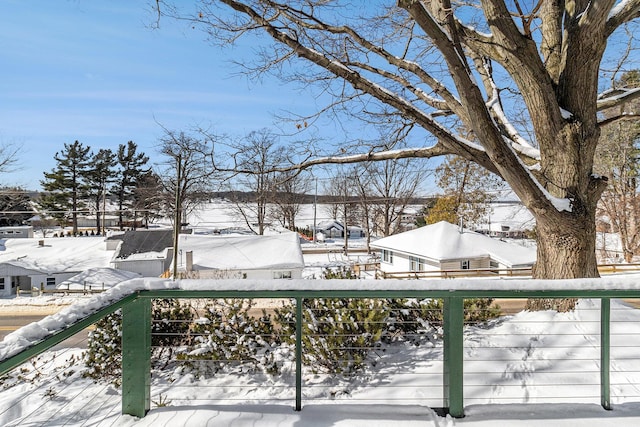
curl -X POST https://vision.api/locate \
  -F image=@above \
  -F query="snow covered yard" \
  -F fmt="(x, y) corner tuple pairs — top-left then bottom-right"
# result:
(2, 285), (640, 426)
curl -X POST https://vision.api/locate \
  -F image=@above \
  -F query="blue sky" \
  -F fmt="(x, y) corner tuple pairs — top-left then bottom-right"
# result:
(0, 1), (332, 190)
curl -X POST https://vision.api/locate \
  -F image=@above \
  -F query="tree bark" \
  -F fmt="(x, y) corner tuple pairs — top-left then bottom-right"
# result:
(533, 211), (599, 279)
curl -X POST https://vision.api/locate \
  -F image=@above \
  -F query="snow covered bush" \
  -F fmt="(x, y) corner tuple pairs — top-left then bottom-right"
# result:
(151, 299), (195, 362)
(384, 298), (501, 343)
(179, 299), (284, 376)
(83, 310), (122, 386)
(321, 266), (357, 279)
(83, 299), (196, 385)
(276, 298), (387, 375)
(383, 299), (442, 345)
(83, 296), (501, 384)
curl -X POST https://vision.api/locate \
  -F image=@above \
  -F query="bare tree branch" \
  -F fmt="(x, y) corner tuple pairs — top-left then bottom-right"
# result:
(153, 0), (640, 278)
(598, 112), (640, 127)
(0, 143), (21, 175)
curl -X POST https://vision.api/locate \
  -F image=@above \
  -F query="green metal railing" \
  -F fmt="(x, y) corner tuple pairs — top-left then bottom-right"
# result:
(2, 284), (640, 419)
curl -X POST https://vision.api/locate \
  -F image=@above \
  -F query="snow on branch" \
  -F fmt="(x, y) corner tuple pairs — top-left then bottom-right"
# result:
(217, 0), (487, 164)
(347, 60), (451, 113)
(275, 1), (464, 116)
(222, 144), (455, 175)
(479, 58), (538, 156)
(607, 0), (640, 34)
(597, 86), (640, 110)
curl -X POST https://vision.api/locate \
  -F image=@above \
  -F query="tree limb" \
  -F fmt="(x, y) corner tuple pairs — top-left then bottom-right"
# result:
(606, 0), (640, 35)
(597, 86), (640, 110)
(598, 112), (640, 127)
(271, 1), (466, 117)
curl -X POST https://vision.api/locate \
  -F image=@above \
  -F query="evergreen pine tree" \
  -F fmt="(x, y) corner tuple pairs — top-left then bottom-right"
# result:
(132, 171), (164, 227)
(114, 141), (149, 230)
(85, 149), (117, 235)
(41, 141), (92, 235)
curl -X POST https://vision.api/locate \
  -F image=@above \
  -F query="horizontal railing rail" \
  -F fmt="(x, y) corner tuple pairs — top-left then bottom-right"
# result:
(377, 267), (533, 279)
(377, 263), (640, 279)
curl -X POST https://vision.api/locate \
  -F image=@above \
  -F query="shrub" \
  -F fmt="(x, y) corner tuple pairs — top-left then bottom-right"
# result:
(276, 298), (387, 375)
(152, 299), (196, 363)
(84, 299), (195, 385)
(387, 297), (501, 325)
(83, 296), (501, 383)
(383, 298), (442, 345)
(321, 266), (357, 279)
(83, 310), (122, 385)
(180, 299), (284, 375)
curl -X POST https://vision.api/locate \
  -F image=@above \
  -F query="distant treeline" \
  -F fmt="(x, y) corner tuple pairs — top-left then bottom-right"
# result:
(212, 190), (436, 205)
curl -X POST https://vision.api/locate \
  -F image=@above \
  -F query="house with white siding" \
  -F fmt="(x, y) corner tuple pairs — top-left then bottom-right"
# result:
(0, 226), (34, 239)
(107, 229), (305, 280)
(371, 221), (535, 276)
(0, 236), (115, 296)
(108, 229), (174, 277)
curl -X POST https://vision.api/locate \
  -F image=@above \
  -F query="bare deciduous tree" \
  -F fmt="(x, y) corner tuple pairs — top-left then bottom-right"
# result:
(323, 169), (362, 252)
(155, 1), (640, 279)
(0, 143), (20, 177)
(157, 130), (216, 226)
(270, 170), (311, 230)
(223, 129), (288, 235)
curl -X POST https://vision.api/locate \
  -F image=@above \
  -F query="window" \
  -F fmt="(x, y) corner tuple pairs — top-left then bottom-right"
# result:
(381, 249), (394, 264)
(460, 260), (470, 270)
(409, 256), (425, 272)
(273, 271), (292, 279)
(0, 278), (4, 290)
(46, 277), (56, 287)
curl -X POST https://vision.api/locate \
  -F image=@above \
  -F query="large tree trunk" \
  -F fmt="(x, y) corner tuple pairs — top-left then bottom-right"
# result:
(524, 124), (605, 310)
(526, 212), (598, 311)
(533, 212), (599, 279)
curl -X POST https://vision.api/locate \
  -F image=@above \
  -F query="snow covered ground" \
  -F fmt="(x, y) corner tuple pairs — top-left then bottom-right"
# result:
(1, 278), (640, 426)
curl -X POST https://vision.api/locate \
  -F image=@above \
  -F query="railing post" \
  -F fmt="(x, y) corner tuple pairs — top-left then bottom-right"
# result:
(122, 296), (151, 418)
(601, 297), (611, 410)
(443, 296), (464, 418)
(295, 297), (303, 411)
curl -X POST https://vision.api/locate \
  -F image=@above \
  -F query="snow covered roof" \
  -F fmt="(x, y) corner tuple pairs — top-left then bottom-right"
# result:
(57, 267), (141, 289)
(371, 221), (536, 267)
(316, 220), (344, 231)
(179, 231), (305, 271)
(0, 237), (114, 274)
(109, 229), (173, 259)
(482, 202), (535, 230)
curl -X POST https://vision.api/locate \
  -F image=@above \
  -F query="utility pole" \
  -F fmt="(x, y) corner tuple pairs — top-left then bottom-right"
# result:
(172, 154), (182, 280)
(313, 177), (317, 243)
(101, 181), (106, 236)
